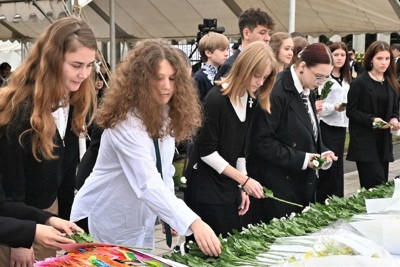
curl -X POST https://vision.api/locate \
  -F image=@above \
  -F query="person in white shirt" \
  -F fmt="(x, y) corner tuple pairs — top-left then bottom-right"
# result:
(315, 42), (351, 203)
(70, 39), (221, 257)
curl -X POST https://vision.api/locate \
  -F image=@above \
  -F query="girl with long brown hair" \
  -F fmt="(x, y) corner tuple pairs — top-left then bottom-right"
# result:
(347, 41), (400, 189)
(71, 39), (221, 257)
(0, 17), (97, 265)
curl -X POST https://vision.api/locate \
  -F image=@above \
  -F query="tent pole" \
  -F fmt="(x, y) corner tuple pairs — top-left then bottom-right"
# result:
(288, 0), (296, 33)
(109, 0), (116, 72)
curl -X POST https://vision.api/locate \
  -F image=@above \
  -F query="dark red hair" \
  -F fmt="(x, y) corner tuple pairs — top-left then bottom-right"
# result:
(295, 43), (333, 67)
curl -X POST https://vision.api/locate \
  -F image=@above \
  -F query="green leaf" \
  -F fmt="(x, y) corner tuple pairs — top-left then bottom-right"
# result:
(320, 80), (334, 100)
(67, 231), (95, 243)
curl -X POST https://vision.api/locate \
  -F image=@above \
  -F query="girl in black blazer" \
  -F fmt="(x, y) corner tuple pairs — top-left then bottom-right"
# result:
(0, 17), (97, 264)
(347, 41), (400, 190)
(185, 41), (276, 238)
(247, 43), (337, 224)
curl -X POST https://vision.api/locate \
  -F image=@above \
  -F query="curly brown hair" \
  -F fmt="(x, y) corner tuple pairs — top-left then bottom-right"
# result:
(0, 17), (97, 161)
(97, 39), (202, 142)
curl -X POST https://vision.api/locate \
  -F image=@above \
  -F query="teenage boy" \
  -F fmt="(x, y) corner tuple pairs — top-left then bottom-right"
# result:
(214, 7), (275, 81)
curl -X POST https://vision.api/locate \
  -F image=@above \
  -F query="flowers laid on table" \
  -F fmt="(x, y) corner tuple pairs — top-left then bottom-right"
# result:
(166, 181), (395, 266)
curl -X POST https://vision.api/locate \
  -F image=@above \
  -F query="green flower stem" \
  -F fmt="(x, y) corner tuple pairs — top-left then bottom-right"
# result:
(263, 187), (303, 208)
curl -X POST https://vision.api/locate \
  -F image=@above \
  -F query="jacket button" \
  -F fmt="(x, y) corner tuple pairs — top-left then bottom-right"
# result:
(292, 143), (296, 147)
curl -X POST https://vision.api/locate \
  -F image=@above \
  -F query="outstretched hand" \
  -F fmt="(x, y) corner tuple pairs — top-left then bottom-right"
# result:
(46, 217), (83, 236)
(35, 224), (76, 250)
(190, 219), (222, 257)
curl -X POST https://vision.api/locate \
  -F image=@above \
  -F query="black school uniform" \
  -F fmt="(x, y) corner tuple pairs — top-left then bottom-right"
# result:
(185, 85), (255, 237)
(0, 102), (79, 220)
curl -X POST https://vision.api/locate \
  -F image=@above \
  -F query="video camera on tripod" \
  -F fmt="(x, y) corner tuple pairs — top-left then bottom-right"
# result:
(196, 19), (225, 44)
(189, 19), (225, 72)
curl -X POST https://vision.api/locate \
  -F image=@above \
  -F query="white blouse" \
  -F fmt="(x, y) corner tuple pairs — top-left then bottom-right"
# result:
(70, 113), (198, 248)
(318, 78), (350, 128)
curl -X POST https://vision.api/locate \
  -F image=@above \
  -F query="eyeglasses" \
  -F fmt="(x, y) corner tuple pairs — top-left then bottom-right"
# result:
(307, 67), (330, 83)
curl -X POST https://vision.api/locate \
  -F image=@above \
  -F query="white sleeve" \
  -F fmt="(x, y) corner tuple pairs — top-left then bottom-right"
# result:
(111, 122), (199, 236)
(201, 151), (229, 174)
(321, 102), (336, 116)
(236, 157), (247, 175)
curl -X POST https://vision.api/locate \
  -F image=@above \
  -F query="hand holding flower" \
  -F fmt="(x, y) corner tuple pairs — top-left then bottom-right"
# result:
(389, 118), (400, 131)
(309, 153), (337, 170)
(315, 100), (324, 114)
(372, 118), (392, 129)
(335, 102), (346, 112)
(46, 217), (83, 236)
(307, 153), (321, 169)
(240, 177), (265, 199)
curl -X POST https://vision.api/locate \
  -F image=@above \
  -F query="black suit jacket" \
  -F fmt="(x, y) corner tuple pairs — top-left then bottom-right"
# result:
(0, 104), (80, 220)
(0, 171), (53, 248)
(214, 50), (240, 82)
(346, 72), (399, 162)
(246, 69), (329, 220)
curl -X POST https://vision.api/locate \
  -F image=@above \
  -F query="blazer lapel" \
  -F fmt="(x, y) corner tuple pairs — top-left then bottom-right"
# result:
(281, 69), (316, 141)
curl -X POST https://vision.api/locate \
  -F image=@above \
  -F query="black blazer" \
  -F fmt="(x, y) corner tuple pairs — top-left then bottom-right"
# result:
(246, 69), (329, 217)
(214, 50), (240, 82)
(346, 72), (399, 162)
(0, 171), (53, 248)
(0, 103), (80, 219)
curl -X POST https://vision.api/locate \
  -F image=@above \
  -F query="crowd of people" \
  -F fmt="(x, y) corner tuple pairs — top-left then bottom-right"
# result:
(0, 6), (400, 266)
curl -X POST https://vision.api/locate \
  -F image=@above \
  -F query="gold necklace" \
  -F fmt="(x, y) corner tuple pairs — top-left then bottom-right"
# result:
(369, 71), (385, 84)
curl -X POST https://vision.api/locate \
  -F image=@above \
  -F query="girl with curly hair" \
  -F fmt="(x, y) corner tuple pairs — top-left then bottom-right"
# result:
(0, 17), (97, 265)
(71, 39), (221, 256)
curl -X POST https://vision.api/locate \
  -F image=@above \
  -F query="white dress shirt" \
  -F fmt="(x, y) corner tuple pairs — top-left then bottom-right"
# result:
(71, 113), (199, 249)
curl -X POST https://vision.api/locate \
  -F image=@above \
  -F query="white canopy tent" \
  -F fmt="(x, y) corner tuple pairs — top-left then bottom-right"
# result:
(0, 0), (399, 41)
(0, 40), (21, 70)
(0, 0), (399, 69)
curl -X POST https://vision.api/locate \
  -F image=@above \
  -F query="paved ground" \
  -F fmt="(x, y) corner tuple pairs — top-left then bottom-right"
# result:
(154, 144), (400, 257)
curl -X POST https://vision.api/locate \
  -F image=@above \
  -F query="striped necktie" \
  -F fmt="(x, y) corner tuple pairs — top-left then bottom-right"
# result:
(301, 93), (318, 141)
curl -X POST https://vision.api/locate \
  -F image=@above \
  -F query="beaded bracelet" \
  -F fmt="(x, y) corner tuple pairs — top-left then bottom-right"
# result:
(238, 177), (251, 191)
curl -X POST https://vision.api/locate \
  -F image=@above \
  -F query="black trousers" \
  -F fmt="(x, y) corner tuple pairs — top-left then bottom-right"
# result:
(356, 160), (388, 190)
(186, 201), (241, 240)
(316, 121), (346, 203)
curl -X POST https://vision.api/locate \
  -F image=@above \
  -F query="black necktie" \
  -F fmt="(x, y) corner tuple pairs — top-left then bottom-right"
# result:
(301, 93), (318, 141)
(153, 138), (172, 248)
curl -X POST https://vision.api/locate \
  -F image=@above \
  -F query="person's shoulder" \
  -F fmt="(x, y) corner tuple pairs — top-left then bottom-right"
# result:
(204, 86), (224, 103)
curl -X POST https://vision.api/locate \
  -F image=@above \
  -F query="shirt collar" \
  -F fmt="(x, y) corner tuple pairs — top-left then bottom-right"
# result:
(290, 65), (310, 95)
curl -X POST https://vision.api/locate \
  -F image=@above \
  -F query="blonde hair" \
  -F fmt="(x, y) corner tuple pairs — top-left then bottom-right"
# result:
(97, 39), (202, 142)
(216, 41), (277, 112)
(198, 32), (229, 62)
(0, 17), (97, 161)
